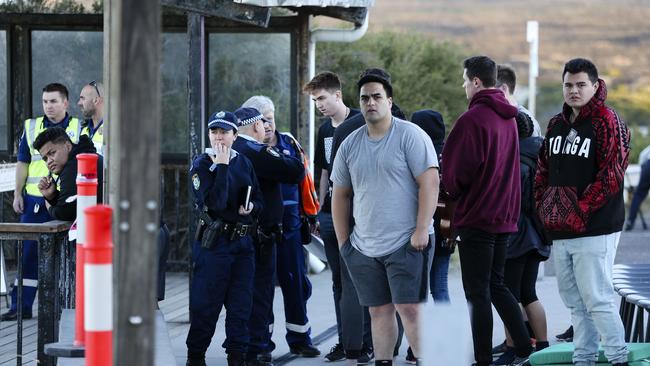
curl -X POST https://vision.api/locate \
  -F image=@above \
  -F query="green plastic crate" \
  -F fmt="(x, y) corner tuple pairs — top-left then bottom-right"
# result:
(529, 343), (650, 365)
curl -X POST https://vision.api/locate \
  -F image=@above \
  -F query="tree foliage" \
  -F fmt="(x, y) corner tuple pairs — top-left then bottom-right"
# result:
(0, 0), (97, 13)
(316, 32), (468, 130)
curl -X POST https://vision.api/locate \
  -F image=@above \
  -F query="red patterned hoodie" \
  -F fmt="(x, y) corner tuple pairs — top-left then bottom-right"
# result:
(534, 79), (630, 239)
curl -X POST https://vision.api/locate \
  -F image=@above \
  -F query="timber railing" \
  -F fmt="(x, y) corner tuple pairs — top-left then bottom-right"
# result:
(0, 220), (73, 366)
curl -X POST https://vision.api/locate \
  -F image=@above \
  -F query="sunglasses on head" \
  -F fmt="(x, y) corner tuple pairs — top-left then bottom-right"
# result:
(89, 80), (100, 97)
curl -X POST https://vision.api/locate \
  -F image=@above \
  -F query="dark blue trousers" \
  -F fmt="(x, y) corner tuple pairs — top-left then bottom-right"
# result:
(272, 227), (313, 348)
(186, 236), (255, 355)
(10, 194), (51, 312)
(247, 240), (277, 356)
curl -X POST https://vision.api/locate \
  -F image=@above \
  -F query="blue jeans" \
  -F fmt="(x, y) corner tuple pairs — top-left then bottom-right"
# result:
(554, 232), (628, 365)
(430, 252), (451, 303)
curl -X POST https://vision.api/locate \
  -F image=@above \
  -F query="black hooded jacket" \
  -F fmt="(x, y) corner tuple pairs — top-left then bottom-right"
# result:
(508, 136), (550, 259)
(45, 135), (104, 221)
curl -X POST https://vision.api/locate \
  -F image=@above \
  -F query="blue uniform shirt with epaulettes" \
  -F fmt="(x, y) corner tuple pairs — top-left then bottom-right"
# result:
(276, 131), (302, 231)
(190, 149), (263, 224)
(232, 134), (304, 229)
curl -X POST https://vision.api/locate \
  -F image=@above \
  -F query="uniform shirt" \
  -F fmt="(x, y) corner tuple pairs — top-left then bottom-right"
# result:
(331, 118), (438, 257)
(81, 119), (105, 156)
(17, 114), (72, 163)
(276, 131), (302, 231)
(190, 150), (263, 225)
(233, 134), (304, 229)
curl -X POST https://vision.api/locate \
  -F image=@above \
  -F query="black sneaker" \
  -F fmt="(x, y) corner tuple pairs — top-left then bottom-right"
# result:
(493, 347), (515, 365)
(1, 309), (33, 321)
(508, 356), (529, 366)
(325, 343), (345, 362)
(357, 346), (374, 365)
(492, 340), (508, 355)
(290, 344), (321, 358)
(555, 326), (573, 342)
(406, 346), (417, 364)
(258, 352), (272, 363)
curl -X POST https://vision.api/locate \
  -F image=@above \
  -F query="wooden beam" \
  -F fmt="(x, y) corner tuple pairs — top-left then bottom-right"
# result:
(108, 0), (161, 364)
(186, 12), (204, 313)
(293, 6), (367, 26)
(161, 0), (271, 27)
(9, 23), (31, 153)
(293, 14), (311, 152)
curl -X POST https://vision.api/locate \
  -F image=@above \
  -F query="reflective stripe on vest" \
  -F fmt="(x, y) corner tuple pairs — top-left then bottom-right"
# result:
(81, 123), (105, 156)
(24, 116), (81, 196)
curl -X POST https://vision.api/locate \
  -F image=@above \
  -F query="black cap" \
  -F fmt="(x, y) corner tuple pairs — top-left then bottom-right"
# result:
(357, 68), (393, 97)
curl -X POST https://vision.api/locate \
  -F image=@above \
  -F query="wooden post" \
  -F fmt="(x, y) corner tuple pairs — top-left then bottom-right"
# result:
(107, 0), (161, 364)
(9, 23), (31, 147)
(294, 14), (311, 152)
(186, 12), (204, 312)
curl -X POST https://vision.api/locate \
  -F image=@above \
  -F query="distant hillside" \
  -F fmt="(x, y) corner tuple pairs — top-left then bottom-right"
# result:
(367, 0), (650, 87)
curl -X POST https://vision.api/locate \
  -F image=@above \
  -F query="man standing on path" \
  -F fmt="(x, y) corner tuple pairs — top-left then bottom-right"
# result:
(331, 67), (438, 366)
(305, 72), (362, 362)
(535, 58), (630, 366)
(442, 56), (532, 366)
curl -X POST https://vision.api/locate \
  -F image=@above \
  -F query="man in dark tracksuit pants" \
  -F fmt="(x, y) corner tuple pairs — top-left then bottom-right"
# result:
(233, 107), (304, 366)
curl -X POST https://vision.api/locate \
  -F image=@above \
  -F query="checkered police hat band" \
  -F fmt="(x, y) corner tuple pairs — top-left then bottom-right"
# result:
(209, 119), (238, 129)
(239, 114), (263, 126)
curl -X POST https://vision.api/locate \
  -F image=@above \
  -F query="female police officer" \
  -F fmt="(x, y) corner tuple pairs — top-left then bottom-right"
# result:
(186, 111), (264, 366)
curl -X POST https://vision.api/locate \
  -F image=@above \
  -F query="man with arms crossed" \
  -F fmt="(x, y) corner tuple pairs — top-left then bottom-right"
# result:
(331, 68), (438, 366)
(535, 58), (630, 366)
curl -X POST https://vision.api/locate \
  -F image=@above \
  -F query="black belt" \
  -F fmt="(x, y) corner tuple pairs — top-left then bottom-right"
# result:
(222, 222), (255, 238)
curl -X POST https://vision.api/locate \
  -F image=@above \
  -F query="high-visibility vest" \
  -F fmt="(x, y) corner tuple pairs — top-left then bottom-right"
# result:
(23, 116), (81, 196)
(81, 120), (105, 156)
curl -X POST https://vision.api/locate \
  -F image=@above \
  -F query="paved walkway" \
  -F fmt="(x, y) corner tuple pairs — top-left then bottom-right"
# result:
(2, 230), (647, 365)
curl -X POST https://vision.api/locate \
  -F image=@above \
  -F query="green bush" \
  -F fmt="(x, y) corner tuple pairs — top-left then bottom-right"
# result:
(316, 32), (468, 131)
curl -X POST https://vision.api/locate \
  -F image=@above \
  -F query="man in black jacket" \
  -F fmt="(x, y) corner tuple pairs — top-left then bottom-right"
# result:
(33, 127), (103, 221)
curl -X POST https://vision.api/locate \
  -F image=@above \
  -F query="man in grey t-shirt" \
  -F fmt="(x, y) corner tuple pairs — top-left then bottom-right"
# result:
(330, 68), (439, 366)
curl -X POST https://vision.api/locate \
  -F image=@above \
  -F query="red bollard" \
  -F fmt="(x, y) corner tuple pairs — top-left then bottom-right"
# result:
(84, 205), (113, 366)
(74, 153), (99, 346)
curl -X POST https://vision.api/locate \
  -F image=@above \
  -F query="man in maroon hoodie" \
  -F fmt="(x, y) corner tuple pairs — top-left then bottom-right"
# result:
(535, 58), (630, 366)
(442, 56), (532, 366)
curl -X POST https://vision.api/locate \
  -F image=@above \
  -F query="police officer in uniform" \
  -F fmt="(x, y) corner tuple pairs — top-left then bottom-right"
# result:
(186, 111), (264, 366)
(241, 96), (320, 358)
(232, 107), (305, 366)
(3, 83), (82, 321)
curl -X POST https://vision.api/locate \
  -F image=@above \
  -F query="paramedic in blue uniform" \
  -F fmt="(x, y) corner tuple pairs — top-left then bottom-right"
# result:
(242, 95), (320, 359)
(185, 111), (264, 366)
(232, 107), (305, 366)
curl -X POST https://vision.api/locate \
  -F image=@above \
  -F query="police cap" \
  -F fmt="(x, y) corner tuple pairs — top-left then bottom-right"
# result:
(208, 111), (238, 131)
(234, 107), (269, 128)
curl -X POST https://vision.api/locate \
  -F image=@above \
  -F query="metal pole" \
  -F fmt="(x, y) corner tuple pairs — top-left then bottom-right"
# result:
(16, 241), (23, 366)
(527, 20), (539, 119)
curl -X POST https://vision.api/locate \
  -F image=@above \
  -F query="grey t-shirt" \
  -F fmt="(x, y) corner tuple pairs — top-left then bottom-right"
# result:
(331, 117), (439, 257)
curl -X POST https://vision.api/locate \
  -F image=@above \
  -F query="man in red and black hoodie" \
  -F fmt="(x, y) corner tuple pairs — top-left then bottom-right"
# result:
(535, 58), (630, 366)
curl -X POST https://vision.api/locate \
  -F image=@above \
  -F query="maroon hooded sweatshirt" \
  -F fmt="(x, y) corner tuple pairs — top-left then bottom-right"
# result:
(442, 88), (521, 233)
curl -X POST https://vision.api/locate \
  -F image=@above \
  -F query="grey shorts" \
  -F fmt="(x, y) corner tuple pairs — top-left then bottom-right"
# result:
(340, 235), (434, 307)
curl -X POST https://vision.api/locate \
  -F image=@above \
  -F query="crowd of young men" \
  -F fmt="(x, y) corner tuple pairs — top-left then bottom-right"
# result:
(4, 54), (631, 366)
